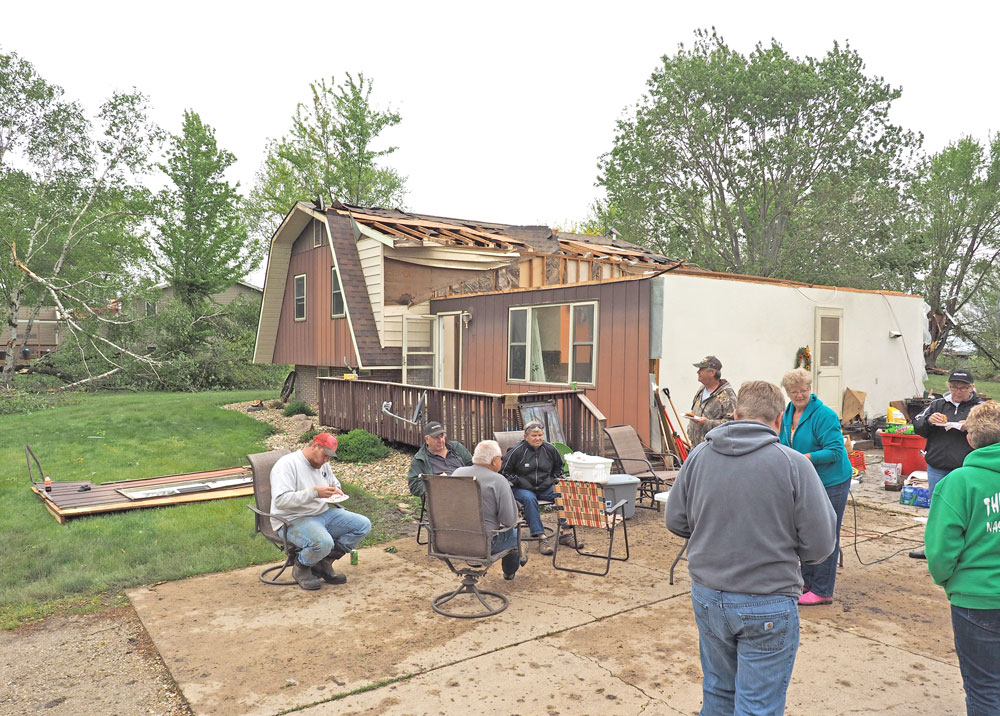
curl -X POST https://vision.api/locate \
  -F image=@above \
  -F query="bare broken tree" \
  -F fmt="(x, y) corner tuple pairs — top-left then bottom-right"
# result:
(2, 48), (161, 388)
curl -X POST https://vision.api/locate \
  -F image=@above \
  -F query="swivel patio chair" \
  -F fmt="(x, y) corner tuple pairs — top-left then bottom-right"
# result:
(552, 477), (629, 576)
(421, 473), (518, 618)
(246, 448), (297, 585)
(603, 425), (680, 510)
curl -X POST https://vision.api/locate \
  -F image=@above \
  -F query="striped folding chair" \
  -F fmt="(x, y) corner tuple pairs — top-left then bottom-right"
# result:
(552, 478), (629, 576)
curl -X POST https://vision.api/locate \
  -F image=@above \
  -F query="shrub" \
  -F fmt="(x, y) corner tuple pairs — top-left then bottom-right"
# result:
(269, 400), (284, 409)
(335, 429), (389, 464)
(300, 428), (320, 444)
(283, 400), (315, 417)
(0, 388), (49, 416)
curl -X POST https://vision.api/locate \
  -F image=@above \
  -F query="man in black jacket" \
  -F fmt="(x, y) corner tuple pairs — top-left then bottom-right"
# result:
(500, 422), (579, 555)
(909, 369), (984, 559)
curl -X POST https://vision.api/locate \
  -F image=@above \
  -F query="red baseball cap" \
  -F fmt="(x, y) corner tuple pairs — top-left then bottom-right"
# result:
(313, 432), (338, 456)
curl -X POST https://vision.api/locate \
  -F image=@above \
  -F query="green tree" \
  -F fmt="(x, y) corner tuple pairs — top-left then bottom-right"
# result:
(911, 135), (1000, 370)
(596, 30), (919, 285)
(248, 73), (405, 237)
(1, 48), (158, 388)
(152, 110), (261, 310)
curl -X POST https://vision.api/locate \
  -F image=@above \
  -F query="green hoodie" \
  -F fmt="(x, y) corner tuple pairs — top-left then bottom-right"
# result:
(924, 442), (1000, 609)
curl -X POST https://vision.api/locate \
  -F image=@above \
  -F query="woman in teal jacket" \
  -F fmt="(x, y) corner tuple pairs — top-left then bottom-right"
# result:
(779, 368), (853, 606)
(925, 400), (1000, 714)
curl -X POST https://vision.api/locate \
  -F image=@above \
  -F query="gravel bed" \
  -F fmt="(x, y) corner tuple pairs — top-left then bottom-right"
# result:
(224, 401), (416, 497)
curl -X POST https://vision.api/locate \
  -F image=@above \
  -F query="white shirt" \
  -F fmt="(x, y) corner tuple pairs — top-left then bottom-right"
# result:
(268, 450), (341, 532)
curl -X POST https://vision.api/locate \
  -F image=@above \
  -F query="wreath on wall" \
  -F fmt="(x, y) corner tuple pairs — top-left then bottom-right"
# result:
(794, 346), (812, 370)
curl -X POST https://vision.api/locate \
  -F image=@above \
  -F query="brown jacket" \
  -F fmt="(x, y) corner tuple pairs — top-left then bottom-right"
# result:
(688, 379), (737, 446)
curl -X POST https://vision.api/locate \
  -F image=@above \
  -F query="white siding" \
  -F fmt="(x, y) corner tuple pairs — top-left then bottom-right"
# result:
(382, 301), (431, 348)
(656, 274), (926, 420)
(357, 237), (384, 341)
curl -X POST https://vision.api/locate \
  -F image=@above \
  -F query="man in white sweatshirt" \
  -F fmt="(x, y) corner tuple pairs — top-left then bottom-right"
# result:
(270, 433), (371, 590)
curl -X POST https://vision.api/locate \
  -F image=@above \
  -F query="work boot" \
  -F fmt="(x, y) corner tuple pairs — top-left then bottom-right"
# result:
(538, 536), (554, 555)
(312, 555), (348, 585)
(292, 561), (323, 590)
(559, 531), (584, 549)
(909, 548), (926, 560)
(328, 545), (349, 562)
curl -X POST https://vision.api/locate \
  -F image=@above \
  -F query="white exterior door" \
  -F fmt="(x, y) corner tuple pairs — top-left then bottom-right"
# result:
(402, 315), (436, 386)
(437, 313), (463, 390)
(814, 308), (843, 417)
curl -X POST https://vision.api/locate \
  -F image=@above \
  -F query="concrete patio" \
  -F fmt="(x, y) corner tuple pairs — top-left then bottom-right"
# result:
(128, 469), (966, 716)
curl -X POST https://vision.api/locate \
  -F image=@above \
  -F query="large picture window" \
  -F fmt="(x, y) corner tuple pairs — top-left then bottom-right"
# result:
(293, 274), (306, 321)
(331, 265), (345, 317)
(507, 301), (597, 385)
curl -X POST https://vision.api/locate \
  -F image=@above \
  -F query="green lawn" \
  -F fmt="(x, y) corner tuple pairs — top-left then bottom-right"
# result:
(0, 390), (413, 629)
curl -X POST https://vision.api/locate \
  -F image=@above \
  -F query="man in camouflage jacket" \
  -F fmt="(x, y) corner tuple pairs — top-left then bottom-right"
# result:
(687, 355), (737, 447)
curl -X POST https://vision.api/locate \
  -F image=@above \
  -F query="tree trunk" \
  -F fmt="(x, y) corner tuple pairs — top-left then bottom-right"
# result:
(924, 310), (951, 372)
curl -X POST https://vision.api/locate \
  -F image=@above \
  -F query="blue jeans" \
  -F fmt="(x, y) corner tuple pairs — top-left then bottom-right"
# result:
(952, 605), (1000, 715)
(800, 478), (850, 598)
(926, 464), (952, 503)
(512, 485), (555, 536)
(285, 507), (371, 567)
(690, 582), (800, 716)
(492, 527), (521, 577)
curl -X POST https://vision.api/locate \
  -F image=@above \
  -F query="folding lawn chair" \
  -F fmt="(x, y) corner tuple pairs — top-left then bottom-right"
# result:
(552, 477), (629, 576)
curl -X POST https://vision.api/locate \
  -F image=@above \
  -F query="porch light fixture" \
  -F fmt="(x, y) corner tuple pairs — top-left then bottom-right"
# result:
(461, 312), (472, 327)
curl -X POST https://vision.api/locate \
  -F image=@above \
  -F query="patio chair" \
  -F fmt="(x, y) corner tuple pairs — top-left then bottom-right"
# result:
(493, 430), (524, 456)
(552, 478), (629, 576)
(603, 425), (680, 510)
(421, 473), (518, 618)
(246, 448), (296, 585)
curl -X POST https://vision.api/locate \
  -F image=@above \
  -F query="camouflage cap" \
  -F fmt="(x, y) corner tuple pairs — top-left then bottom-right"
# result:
(693, 355), (722, 371)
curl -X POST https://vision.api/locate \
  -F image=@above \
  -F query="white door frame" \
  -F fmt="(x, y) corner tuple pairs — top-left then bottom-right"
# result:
(402, 314), (437, 387)
(814, 307), (844, 418)
(435, 311), (464, 390)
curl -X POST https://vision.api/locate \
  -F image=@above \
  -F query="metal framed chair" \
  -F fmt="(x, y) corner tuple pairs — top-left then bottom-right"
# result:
(603, 425), (680, 510)
(552, 478), (629, 576)
(421, 473), (517, 618)
(246, 448), (297, 585)
(493, 430), (524, 456)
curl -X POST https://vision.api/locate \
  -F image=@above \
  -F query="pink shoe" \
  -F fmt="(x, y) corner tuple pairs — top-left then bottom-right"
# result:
(798, 591), (832, 606)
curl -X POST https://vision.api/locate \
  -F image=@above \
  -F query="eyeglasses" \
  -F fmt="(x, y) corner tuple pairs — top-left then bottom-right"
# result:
(787, 389), (810, 396)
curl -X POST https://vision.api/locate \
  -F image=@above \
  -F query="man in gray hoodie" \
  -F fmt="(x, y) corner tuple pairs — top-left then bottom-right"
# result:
(666, 380), (836, 716)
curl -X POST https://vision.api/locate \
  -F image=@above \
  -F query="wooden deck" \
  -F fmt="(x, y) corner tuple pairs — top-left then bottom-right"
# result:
(30, 466), (253, 523)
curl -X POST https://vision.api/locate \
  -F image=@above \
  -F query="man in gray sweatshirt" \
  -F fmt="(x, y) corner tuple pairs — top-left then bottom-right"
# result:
(666, 380), (836, 716)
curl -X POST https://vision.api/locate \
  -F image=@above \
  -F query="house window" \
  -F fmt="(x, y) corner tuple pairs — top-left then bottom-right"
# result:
(313, 220), (323, 248)
(507, 301), (598, 385)
(293, 274), (306, 321)
(331, 265), (345, 317)
(145, 301), (157, 317)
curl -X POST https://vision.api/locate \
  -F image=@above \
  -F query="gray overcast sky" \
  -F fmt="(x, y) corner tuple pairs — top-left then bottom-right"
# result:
(5, 1), (998, 229)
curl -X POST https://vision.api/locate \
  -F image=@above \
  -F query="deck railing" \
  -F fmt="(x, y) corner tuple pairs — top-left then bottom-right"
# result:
(318, 378), (607, 455)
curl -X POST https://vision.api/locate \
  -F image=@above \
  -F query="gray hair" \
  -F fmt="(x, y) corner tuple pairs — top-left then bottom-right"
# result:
(966, 401), (1000, 449)
(523, 421), (545, 435)
(736, 381), (785, 424)
(472, 440), (502, 465)
(780, 368), (813, 392)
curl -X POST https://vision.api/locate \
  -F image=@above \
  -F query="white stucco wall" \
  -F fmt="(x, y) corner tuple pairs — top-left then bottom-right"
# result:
(655, 274), (926, 420)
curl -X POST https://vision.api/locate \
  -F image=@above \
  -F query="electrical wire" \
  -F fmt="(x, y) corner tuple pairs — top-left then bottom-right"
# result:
(845, 487), (924, 565)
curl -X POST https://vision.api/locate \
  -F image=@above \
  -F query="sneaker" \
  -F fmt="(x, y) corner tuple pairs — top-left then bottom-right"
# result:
(559, 532), (583, 549)
(908, 548), (926, 560)
(798, 591), (832, 606)
(538, 536), (554, 555)
(292, 562), (323, 590)
(503, 571), (516, 581)
(311, 557), (348, 585)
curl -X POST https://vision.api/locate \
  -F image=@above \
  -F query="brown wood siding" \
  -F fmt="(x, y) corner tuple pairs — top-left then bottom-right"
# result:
(431, 278), (652, 444)
(272, 220), (356, 366)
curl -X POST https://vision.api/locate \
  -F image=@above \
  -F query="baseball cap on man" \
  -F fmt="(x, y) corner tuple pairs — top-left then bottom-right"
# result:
(693, 355), (722, 371)
(423, 421), (446, 437)
(948, 369), (974, 384)
(313, 432), (338, 456)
